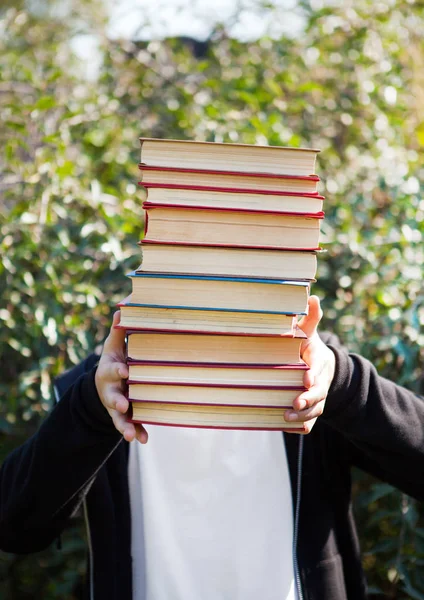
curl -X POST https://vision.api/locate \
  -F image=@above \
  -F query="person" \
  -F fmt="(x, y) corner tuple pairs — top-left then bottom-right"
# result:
(1, 296), (423, 600)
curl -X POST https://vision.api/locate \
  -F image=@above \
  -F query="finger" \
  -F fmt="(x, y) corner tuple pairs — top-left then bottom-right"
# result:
(297, 295), (323, 338)
(110, 407), (148, 443)
(300, 417), (318, 435)
(112, 309), (121, 328)
(303, 367), (315, 390)
(110, 410), (132, 437)
(103, 390), (129, 413)
(135, 424), (149, 444)
(103, 311), (127, 354)
(284, 399), (325, 423)
(110, 410), (138, 443)
(301, 348), (323, 389)
(115, 395), (129, 414)
(123, 421), (150, 444)
(117, 362), (129, 380)
(100, 361), (129, 383)
(123, 422), (138, 443)
(292, 385), (326, 411)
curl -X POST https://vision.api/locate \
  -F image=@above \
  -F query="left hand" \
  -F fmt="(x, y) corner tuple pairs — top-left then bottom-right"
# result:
(284, 295), (336, 434)
(95, 311), (148, 444)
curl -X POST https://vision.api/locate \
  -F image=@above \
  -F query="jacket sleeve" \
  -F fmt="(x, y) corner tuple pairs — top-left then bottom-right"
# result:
(0, 363), (122, 554)
(321, 334), (424, 500)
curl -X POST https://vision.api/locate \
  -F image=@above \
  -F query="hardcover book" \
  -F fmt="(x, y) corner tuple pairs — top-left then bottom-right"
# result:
(126, 272), (310, 315)
(143, 185), (325, 213)
(118, 301), (298, 336)
(128, 382), (306, 408)
(140, 137), (320, 177)
(142, 204), (323, 250)
(130, 402), (306, 431)
(139, 166), (320, 194)
(126, 330), (306, 365)
(127, 361), (308, 386)
(138, 243), (318, 281)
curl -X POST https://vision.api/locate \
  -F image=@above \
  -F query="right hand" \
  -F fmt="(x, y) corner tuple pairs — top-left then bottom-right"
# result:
(95, 311), (148, 444)
(284, 296), (336, 433)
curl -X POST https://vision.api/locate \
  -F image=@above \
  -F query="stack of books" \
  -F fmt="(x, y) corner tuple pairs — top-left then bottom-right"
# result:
(118, 138), (325, 431)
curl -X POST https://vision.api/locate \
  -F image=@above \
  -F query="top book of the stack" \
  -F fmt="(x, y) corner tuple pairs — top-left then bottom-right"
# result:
(139, 138), (320, 177)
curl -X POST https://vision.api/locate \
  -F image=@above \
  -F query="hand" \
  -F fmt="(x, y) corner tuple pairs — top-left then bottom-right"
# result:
(95, 311), (148, 444)
(284, 295), (336, 434)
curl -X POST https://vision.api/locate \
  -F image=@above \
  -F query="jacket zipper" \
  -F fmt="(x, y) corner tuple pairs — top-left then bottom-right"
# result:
(293, 435), (304, 600)
(53, 383), (95, 600)
(84, 499), (95, 600)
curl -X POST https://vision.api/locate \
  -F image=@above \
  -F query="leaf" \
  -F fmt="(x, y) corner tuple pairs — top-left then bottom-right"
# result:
(34, 96), (57, 111)
(417, 123), (424, 147)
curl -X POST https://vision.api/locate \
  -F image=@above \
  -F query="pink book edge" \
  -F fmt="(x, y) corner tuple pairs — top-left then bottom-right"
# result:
(141, 182), (324, 199)
(139, 164), (320, 182)
(142, 201), (325, 219)
(129, 418), (305, 432)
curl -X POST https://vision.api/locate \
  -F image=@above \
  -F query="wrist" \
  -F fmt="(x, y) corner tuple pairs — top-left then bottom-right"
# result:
(323, 345), (355, 419)
(83, 367), (118, 430)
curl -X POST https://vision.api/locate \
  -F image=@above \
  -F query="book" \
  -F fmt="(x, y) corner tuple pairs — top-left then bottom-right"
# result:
(142, 204), (323, 250)
(143, 185), (325, 214)
(126, 330), (306, 365)
(127, 361), (308, 386)
(122, 136), (324, 431)
(118, 302), (297, 335)
(130, 402), (305, 431)
(126, 272), (310, 315)
(139, 166), (320, 194)
(138, 243), (318, 281)
(128, 382), (306, 408)
(140, 137), (319, 177)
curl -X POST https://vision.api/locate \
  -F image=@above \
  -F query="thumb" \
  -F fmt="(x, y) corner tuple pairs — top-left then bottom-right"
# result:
(102, 311), (127, 354)
(297, 295), (323, 338)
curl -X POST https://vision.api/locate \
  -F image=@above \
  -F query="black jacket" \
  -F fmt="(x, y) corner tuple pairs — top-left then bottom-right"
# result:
(1, 333), (424, 600)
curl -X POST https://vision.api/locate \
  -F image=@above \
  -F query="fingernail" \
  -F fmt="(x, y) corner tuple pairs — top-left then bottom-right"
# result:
(285, 411), (298, 421)
(297, 399), (307, 411)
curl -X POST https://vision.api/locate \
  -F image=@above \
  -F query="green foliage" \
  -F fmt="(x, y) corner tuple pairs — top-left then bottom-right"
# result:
(1, 0), (423, 597)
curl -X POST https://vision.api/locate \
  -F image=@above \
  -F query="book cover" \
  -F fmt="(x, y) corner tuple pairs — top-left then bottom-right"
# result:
(128, 382), (306, 408)
(142, 204), (323, 250)
(138, 242), (318, 281)
(125, 330), (306, 365)
(126, 272), (310, 315)
(142, 201), (325, 218)
(143, 183), (323, 198)
(138, 166), (320, 194)
(127, 361), (308, 387)
(129, 401), (305, 431)
(118, 301), (298, 336)
(140, 137), (320, 177)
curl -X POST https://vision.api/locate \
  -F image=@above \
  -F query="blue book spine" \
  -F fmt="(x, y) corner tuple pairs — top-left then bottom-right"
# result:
(126, 271), (309, 288)
(121, 303), (305, 316)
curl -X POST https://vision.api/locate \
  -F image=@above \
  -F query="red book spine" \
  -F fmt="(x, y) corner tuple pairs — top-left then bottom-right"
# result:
(143, 209), (148, 237)
(139, 181), (323, 197)
(128, 418), (306, 432)
(121, 327), (307, 339)
(129, 399), (295, 409)
(127, 381), (306, 390)
(138, 164), (320, 182)
(126, 360), (308, 370)
(138, 240), (319, 256)
(116, 324), (300, 337)
(142, 202), (325, 219)
(139, 239), (321, 252)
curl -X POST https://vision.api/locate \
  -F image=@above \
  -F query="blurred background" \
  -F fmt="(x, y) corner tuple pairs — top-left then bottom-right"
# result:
(0, 0), (423, 597)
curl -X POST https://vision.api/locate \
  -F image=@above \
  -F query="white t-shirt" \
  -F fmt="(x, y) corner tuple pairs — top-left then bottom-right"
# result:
(129, 427), (295, 600)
